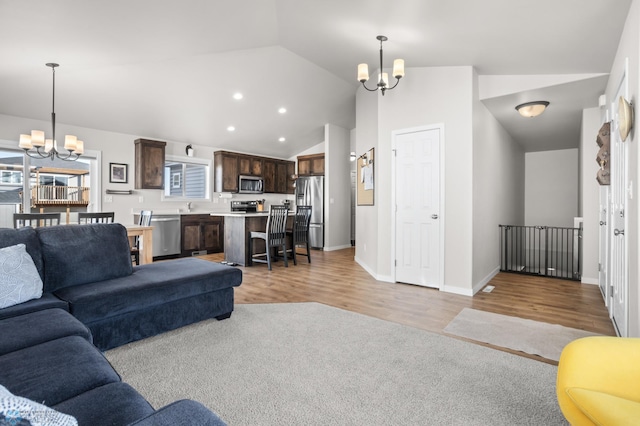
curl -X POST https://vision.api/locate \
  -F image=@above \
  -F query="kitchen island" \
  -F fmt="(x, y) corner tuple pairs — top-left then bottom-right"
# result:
(211, 212), (292, 266)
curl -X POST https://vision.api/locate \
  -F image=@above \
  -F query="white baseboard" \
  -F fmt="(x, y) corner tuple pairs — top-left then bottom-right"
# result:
(472, 266), (500, 295)
(354, 256), (394, 283)
(581, 276), (599, 285)
(323, 244), (352, 252)
(441, 285), (473, 296)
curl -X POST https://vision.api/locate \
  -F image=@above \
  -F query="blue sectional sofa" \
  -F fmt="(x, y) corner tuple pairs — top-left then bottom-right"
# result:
(0, 223), (242, 425)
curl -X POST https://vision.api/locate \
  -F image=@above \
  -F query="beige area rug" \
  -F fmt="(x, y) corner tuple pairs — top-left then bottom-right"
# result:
(443, 308), (600, 362)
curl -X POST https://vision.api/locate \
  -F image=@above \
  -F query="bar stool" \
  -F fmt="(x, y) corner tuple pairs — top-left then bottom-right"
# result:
(131, 210), (152, 265)
(248, 205), (289, 270)
(286, 206), (312, 265)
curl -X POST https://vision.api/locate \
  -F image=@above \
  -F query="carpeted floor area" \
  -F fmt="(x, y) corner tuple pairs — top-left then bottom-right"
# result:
(444, 308), (600, 362)
(106, 303), (567, 425)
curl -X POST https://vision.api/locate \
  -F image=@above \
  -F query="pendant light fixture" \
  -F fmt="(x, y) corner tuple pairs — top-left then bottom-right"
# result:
(357, 35), (405, 96)
(18, 63), (84, 161)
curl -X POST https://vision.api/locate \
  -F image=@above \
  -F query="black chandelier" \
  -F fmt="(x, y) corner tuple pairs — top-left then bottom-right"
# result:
(19, 63), (84, 161)
(357, 35), (405, 95)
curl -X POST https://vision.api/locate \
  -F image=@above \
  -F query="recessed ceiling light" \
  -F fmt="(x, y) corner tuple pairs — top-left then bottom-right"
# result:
(227, 126), (235, 132)
(278, 137), (286, 142)
(278, 107), (287, 114)
(233, 93), (243, 100)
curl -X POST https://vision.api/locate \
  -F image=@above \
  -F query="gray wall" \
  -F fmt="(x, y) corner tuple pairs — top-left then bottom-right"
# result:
(580, 107), (602, 285)
(472, 70), (525, 290)
(525, 149), (579, 228)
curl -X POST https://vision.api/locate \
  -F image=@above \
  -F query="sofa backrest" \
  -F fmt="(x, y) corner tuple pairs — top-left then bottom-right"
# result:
(36, 223), (133, 293)
(0, 227), (45, 282)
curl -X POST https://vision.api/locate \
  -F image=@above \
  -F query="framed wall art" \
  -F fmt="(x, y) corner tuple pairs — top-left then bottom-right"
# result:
(109, 163), (128, 183)
(356, 147), (374, 206)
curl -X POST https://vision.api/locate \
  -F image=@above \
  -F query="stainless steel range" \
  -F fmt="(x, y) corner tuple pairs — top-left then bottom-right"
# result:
(231, 200), (258, 213)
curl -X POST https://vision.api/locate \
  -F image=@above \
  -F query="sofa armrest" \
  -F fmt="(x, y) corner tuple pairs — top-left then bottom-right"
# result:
(128, 400), (226, 426)
(557, 336), (640, 425)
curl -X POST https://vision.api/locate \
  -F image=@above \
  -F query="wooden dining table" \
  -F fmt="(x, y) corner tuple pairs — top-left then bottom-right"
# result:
(123, 224), (153, 265)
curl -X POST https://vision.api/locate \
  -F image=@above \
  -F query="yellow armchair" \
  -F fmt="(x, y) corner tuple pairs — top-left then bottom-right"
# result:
(557, 336), (640, 425)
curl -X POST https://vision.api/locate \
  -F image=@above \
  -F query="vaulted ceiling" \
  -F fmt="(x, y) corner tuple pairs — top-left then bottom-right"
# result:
(0, 0), (632, 157)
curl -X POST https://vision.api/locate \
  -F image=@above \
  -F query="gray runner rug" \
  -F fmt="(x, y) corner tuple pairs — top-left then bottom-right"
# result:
(444, 307), (600, 362)
(106, 303), (566, 425)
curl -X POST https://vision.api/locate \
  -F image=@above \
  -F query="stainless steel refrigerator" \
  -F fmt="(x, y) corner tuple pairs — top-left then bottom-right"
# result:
(295, 176), (324, 248)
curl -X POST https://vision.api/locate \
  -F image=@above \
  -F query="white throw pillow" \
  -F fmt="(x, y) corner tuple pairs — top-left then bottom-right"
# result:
(0, 384), (77, 426)
(0, 244), (43, 309)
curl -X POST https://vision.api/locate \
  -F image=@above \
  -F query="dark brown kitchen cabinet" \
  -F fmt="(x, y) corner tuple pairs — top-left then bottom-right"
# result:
(264, 159), (294, 194)
(215, 150), (294, 194)
(180, 214), (224, 256)
(297, 153), (324, 176)
(214, 151), (239, 192)
(134, 139), (166, 189)
(263, 159), (276, 193)
(239, 155), (263, 176)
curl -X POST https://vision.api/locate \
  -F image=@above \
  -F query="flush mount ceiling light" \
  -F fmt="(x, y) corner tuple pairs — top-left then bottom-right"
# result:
(357, 35), (405, 96)
(18, 63), (84, 161)
(515, 101), (550, 118)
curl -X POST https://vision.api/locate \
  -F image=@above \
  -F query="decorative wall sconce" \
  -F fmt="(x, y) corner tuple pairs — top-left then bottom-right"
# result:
(618, 96), (634, 141)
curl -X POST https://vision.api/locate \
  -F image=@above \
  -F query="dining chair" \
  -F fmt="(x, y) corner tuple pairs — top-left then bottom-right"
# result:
(13, 212), (61, 229)
(248, 205), (289, 270)
(286, 206), (312, 265)
(78, 212), (115, 224)
(131, 210), (152, 265)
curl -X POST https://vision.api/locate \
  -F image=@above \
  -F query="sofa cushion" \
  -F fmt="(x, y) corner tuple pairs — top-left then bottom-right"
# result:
(0, 243), (43, 309)
(0, 336), (120, 406)
(55, 257), (242, 323)
(0, 227), (44, 282)
(129, 400), (227, 426)
(0, 293), (68, 320)
(53, 382), (154, 426)
(36, 223), (133, 293)
(0, 308), (91, 356)
(0, 384), (77, 426)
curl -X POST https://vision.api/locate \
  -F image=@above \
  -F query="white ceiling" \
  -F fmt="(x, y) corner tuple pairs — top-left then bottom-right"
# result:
(0, 0), (632, 157)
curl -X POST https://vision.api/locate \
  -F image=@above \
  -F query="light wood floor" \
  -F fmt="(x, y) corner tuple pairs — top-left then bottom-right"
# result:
(201, 247), (616, 365)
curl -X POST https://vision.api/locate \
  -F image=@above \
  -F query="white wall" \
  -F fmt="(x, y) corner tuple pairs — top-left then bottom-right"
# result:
(580, 107), (603, 285)
(525, 149), (579, 228)
(0, 113), (296, 223)
(605, 0), (640, 336)
(355, 66), (475, 294)
(354, 81), (379, 275)
(324, 123), (351, 251)
(472, 70), (525, 291)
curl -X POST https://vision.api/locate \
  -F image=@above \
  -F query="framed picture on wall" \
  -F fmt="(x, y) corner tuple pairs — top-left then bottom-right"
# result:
(109, 163), (128, 183)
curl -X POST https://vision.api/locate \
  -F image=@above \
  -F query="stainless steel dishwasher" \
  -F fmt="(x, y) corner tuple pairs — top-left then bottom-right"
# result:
(150, 215), (181, 258)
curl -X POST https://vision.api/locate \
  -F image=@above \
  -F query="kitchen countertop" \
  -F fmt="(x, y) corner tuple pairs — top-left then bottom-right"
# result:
(210, 212), (286, 217)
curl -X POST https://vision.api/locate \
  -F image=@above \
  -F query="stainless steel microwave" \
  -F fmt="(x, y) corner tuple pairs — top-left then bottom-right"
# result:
(238, 175), (264, 193)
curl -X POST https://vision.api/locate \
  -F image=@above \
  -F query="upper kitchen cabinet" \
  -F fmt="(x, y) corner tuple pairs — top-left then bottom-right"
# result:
(238, 155), (263, 176)
(264, 158), (295, 194)
(215, 150), (294, 194)
(135, 139), (166, 189)
(214, 151), (239, 193)
(297, 153), (324, 176)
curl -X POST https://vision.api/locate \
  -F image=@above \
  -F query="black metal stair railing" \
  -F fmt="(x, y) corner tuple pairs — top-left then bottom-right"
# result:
(499, 225), (582, 281)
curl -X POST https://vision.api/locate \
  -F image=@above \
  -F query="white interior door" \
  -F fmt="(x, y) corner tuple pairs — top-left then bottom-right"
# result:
(610, 64), (629, 337)
(393, 126), (442, 288)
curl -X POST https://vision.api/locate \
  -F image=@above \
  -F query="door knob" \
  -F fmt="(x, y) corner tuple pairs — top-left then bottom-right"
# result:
(614, 229), (625, 236)
(431, 214), (439, 220)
